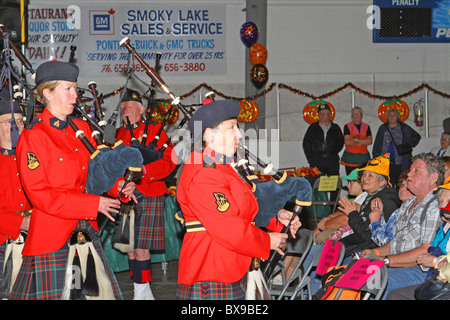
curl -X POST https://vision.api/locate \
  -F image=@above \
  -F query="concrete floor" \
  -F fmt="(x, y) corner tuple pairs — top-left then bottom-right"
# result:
(114, 260), (179, 300)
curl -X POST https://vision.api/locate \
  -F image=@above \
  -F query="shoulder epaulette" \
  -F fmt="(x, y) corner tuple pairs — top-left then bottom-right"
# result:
(203, 155), (216, 169)
(25, 118), (43, 129)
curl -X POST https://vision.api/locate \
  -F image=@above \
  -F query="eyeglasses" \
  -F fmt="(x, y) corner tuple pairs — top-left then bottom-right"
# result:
(0, 118), (25, 126)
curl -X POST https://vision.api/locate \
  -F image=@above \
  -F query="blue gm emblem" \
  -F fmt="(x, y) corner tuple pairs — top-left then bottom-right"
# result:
(89, 10), (114, 35)
(93, 14), (110, 31)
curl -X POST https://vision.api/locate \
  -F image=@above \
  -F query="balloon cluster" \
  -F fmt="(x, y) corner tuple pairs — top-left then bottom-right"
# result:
(240, 21), (269, 90)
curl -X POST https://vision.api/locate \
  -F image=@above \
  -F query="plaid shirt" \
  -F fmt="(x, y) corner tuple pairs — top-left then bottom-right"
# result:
(389, 190), (441, 255)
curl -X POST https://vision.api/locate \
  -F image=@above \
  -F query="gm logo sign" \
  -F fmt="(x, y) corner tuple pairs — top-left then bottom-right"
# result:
(94, 15), (110, 31)
(89, 9), (115, 35)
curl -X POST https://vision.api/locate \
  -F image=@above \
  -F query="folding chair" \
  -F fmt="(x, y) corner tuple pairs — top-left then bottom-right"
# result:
(285, 241), (346, 300)
(266, 229), (313, 299)
(311, 176), (343, 227)
(327, 256), (388, 300)
(360, 259), (389, 300)
(370, 265), (389, 300)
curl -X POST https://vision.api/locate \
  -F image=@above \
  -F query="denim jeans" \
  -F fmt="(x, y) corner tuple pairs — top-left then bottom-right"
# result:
(301, 244), (325, 296)
(381, 266), (427, 299)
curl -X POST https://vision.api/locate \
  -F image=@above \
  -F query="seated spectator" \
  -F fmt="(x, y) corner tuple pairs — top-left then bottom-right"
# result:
(387, 185), (450, 300)
(301, 154), (401, 295)
(313, 168), (367, 244)
(431, 132), (450, 158)
(338, 154), (401, 258)
(361, 153), (444, 299)
(368, 170), (412, 246)
(274, 169), (366, 284)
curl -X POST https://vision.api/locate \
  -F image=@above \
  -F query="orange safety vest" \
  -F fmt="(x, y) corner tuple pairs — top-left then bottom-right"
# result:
(345, 121), (368, 154)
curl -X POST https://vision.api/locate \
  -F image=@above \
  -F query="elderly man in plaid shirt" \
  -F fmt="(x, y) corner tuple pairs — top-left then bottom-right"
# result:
(362, 153), (444, 299)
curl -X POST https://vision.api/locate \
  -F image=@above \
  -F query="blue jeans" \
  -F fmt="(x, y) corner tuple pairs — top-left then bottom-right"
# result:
(302, 244), (324, 295)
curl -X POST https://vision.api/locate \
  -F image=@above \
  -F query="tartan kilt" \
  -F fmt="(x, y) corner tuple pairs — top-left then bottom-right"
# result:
(8, 220), (123, 300)
(176, 276), (247, 300)
(134, 191), (165, 251)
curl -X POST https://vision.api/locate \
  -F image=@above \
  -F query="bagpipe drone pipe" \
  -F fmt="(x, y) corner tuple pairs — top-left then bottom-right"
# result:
(117, 37), (198, 180)
(234, 145), (312, 278)
(0, 24), (31, 148)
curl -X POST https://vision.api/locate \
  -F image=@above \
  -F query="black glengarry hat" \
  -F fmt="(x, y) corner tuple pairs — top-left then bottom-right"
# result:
(188, 100), (241, 137)
(121, 89), (143, 105)
(34, 60), (79, 88)
(0, 99), (22, 116)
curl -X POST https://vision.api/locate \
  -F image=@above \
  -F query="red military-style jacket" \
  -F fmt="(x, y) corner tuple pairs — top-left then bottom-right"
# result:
(0, 148), (32, 245)
(115, 120), (177, 197)
(176, 147), (271, 285)
(16, 109), (100, 256)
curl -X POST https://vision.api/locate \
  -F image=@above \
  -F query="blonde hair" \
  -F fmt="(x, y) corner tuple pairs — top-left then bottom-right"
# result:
(32, 80), (62, 105)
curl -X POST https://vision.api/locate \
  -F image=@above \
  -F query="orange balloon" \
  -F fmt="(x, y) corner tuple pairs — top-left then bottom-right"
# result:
(237, 100), (259, 123)
(378, 99), (409, 122)
(302, 100), (335, 124)
(249, 43), (268, 65)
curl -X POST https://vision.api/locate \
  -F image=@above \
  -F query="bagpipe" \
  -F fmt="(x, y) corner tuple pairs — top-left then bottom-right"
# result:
(117, 37), (198, 181)
(118, 36), (196, 129)
(64, 46), (146, 237)
(0, 24), (31, 148)
(0, 24), (35, 78)
(235, 144), (312, 227)
(228, 144), (312, 299)
(67, 39), (192, 234)
(0, 26), (144, 238)
(141, 52), (161, 146)
(233, 145), (312, 277)
(116, 36), (313, 240)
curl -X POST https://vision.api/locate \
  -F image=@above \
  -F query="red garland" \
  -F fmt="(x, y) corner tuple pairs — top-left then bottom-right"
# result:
(81, 82), (450, 105)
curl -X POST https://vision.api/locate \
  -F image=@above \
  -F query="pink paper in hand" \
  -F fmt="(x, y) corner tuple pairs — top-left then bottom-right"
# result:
(316, 240), (342, 275)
